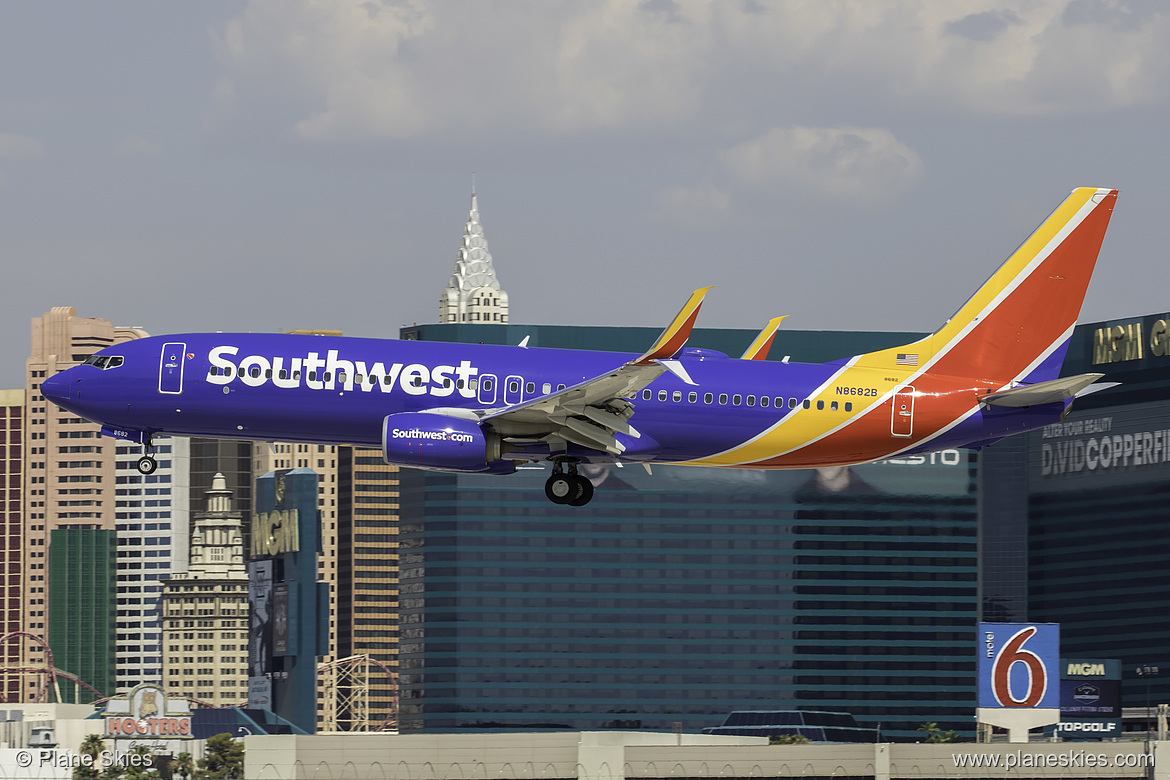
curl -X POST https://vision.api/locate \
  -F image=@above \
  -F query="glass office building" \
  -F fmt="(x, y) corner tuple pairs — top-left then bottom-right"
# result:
(982, 312), (1170, 711)
(398, 314), (1170, 739)
(397, 324), (978, 740)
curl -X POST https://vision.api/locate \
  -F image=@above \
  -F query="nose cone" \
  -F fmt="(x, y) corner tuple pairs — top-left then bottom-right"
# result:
(41, 371), (71, 408)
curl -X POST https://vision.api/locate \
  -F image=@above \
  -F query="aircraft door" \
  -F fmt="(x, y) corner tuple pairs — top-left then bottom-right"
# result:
(891, 386), (915, 438)
(504, 375), (524, 405)
(477, 373), (498, 406)
(159, 342), (186, 395)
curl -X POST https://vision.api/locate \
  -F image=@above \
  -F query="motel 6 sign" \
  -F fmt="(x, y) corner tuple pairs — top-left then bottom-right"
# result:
(978, 623), (1060, 709)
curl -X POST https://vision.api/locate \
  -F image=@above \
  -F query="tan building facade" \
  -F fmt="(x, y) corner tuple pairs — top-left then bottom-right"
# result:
(336, 448), (399, 728)
(161, 473), (248, 706)
(24, 307), (147, 701)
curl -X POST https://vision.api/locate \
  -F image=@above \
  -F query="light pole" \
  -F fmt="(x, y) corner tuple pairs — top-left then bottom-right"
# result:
(1136, 664), (1159, 741)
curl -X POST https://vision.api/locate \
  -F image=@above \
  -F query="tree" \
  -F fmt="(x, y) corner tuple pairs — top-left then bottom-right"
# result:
(769, 733), (813, 745)
(917, 722), (960, 743)
(101, 744), (156, 780)
(197, 734), (245, 780)
(74, 734), (105, 780)
(173, 753), (195, 780)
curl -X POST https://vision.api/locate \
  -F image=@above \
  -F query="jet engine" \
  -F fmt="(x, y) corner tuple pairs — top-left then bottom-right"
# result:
(381, 412), (513, 474)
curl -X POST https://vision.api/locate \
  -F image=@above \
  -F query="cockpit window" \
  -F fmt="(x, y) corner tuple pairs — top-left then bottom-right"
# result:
(82, 355), (124, 370)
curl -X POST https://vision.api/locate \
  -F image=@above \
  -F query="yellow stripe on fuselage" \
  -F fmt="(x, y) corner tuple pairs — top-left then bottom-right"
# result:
(683, 362), (911, 467)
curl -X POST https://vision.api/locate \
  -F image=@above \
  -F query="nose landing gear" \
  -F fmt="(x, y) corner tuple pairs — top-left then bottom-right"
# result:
(544, 460), (594, 506)
(136, 437), (158, 475)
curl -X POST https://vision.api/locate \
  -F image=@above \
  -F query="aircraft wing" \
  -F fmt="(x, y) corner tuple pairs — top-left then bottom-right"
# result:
(980, 373), (1106, 408)
(475, 287), (713, 456)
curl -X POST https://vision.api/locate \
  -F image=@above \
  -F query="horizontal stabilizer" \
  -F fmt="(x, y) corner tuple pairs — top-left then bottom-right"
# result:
(981, 373), (1105, 408)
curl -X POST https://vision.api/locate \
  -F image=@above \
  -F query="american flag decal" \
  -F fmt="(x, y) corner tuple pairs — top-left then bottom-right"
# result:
(896, 353), (918, 366)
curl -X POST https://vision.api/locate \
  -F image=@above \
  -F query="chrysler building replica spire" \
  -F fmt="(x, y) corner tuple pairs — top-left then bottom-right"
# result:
(439, 185), (509, 324)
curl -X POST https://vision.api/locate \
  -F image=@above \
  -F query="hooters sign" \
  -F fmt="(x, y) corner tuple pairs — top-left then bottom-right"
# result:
(102, 684), (193, 739)
(978, 623), (1060, 709)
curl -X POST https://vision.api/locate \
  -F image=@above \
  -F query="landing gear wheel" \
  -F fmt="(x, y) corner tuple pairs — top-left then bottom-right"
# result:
(137, 456), (158, 475)
(545, 474), (576, 505)
(567, 475), (594, 506)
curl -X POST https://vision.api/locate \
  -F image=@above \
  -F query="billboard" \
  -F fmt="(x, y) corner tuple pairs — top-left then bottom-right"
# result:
(1049, 658), (1123, 740)
(978, 623), (1060, 709)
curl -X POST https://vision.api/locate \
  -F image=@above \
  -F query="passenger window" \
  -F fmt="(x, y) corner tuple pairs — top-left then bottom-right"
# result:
(719, 393), (728, 404)
(526, 382), (535, 394)
(747, 395), (756, 407)
(508, 381), (519, 393)
(658, 390), (668, 401)
(294, 371), (301, 380)
(309, 371), (316, 381)
(760, 396), (769, 408)
(456, 379), (463, 389)
(279, 369), (288, 380)
(816, 400), (824, 410)
(688, 392), (697, 403)
(337, 372), (346, 383)
(265, 369), (273, 379)
(802, 399), (810, 409)
(444, 378), (452, 388)
(732, 394), (742, 406)
(324, 372), (332, 382)
(249, 367), (260, 378)
(704, 393), (713, 404)
(382, 374), (390, 385)
(543, 383), (552, 394)
(845, 402), (853, 412)
(558, 384), (566, 391)
(830, 401), (838, 411)
(470, 379), (479, 390)
(787, 398), (795, 408)
(643, 389), (652, 400)
(672, 391), (682, 402)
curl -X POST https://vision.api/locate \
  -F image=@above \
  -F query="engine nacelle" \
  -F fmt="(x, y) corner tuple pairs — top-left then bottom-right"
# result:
(382, 412), (510, 473)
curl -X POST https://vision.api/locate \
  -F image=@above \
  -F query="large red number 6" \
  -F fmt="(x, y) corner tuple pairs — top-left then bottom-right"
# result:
(991, 626), (1047, 707)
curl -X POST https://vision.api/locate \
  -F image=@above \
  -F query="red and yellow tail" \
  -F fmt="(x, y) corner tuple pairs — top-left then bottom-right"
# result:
(858, 187), (1118, 384)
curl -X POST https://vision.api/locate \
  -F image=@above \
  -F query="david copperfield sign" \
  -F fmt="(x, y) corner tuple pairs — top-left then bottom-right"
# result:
(1032, 401), (1170, 489)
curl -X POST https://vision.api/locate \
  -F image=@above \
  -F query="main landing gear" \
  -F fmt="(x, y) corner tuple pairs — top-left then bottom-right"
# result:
(544, 460), (594, 507)
(137, 437), (158, 475)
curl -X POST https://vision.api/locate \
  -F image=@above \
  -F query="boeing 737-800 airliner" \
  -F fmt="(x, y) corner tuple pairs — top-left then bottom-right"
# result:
(42, 187), (1118, 506)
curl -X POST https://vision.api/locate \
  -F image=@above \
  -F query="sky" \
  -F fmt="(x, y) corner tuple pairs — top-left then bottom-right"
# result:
(2, 0), (1168, 388)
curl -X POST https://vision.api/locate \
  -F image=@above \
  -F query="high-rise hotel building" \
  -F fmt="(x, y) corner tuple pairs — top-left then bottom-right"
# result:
(0, 390), (24, 702)
(439, 190), (509, 325)
(161, 473), (248, 705)
(25, 307), (148, 701)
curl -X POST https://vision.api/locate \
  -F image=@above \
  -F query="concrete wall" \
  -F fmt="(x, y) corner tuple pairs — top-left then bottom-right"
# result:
(245, 732), (1170, 780)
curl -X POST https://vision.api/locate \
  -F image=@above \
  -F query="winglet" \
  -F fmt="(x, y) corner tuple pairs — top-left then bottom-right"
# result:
(632, 287), (714, 366)
(740, 316), (788, 360)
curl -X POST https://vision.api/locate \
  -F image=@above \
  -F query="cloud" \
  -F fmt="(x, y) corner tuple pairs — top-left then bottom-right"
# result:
(719, 126), (923, 202)
(945, 9), (1023, 41)
(0, 133), (45, 161)
(208, 0), (1170, 141)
